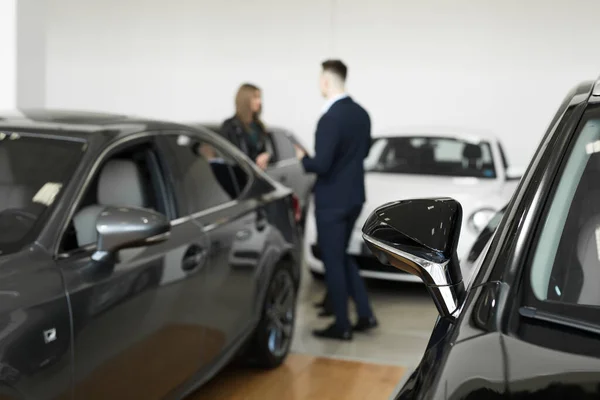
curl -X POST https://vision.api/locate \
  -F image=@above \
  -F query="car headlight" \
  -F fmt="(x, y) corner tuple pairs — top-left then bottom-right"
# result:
(468, 208), (496, 234)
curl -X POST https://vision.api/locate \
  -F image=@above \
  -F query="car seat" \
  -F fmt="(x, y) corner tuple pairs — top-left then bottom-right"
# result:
(462, 143), (483, 170)
(73, 159), (147, 247)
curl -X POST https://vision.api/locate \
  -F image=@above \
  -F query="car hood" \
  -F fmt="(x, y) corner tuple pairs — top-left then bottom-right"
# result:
(363, 172), (506, 208)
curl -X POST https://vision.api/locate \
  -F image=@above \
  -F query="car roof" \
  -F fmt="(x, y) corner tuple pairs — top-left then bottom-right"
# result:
(0, 109), (188, 140)
(374, 125), (500, 143)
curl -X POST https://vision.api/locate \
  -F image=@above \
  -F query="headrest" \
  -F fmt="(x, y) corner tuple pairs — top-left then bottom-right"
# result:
(418, 146), (435, 163)
(0, 146), (13, 183)
(463, 144), (482, 159)
(97, 159), (146, 208)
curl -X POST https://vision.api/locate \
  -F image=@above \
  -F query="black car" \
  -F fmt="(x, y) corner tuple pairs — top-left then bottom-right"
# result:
(196, 123), (315, 227)
(362, 79), (600, 399)
(0, 110), (302, 399)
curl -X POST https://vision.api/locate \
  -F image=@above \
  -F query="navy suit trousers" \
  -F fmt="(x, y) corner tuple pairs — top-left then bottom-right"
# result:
(315, 205), (374, 330)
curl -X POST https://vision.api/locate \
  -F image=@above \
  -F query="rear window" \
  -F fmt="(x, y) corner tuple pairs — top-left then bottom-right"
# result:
(364, 136), (497, 179)
(0, 133), (85, 255)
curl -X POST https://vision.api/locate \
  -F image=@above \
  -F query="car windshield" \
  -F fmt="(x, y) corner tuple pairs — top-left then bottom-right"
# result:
(0, 133), (85, 255)
(364, 136), (497, 179)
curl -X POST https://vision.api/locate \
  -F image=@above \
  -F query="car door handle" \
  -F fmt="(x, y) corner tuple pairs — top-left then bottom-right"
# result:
(182, 246), (207, 271)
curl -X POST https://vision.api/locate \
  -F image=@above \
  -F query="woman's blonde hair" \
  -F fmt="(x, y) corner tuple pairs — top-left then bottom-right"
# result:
(235, 83), (265, 131)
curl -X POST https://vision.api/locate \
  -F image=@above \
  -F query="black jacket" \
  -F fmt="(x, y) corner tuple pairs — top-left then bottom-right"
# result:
(301, 96), (371, 211)
(219, 116), (269, 162)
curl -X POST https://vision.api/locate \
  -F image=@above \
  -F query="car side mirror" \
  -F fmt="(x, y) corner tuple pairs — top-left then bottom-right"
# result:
(361, 198), (466, 320)
(92, 206), (171, 262)
(506, 166), (524, 181)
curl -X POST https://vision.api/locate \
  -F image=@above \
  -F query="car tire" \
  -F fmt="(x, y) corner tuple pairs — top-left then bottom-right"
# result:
(247, 263), (297, 369)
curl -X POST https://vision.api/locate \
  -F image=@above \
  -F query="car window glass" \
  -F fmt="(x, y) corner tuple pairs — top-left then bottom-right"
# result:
(160, 134), (249, 216)
(530, 118), (600, 306)
(0, 133), (85, 255)
(364, 136), (496, 179)
(60, 140), (166, 252)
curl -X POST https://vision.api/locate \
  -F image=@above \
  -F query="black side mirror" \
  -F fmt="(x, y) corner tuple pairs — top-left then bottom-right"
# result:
(92, 206), (171, 262)
(362, 198), (466, 320)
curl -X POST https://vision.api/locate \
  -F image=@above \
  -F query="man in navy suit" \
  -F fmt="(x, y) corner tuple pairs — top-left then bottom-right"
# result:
(295, 60), (377, 340)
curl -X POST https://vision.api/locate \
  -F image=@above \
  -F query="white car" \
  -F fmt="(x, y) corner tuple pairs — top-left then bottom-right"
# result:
(304, 127), (523, 283)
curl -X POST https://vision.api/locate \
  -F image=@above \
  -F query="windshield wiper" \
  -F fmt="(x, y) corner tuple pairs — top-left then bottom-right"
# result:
(519, 306), (600, 336)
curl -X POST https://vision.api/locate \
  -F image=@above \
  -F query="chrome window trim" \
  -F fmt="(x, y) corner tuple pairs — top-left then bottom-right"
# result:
(170, 199), (239, 226)
(56, 199), (234, 259)
(56, 243), (97, 260)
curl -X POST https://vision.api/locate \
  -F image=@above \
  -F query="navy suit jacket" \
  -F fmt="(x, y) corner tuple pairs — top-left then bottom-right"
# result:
(302, 96), (371, 211)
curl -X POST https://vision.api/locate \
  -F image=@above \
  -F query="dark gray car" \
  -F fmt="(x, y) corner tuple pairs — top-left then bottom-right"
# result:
(0, 110), (302, 399)
(196, 123), (315, 227)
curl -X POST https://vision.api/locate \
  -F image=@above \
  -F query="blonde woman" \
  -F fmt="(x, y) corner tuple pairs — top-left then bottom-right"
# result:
(220, 83), (271, 170)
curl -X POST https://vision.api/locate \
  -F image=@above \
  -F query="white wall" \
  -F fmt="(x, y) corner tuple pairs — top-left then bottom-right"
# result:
(45, 0), (600, 167)
(16, 0), (47, 108)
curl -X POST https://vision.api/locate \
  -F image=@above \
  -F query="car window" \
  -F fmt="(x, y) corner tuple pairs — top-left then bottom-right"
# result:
(0, 133), (85, 255)
(159, 134), (250, 216)
(364, 136), (497, 179)
(59, 139), (169, 252)
(270, 129), (296, 161)
(530, 116), (600, 307)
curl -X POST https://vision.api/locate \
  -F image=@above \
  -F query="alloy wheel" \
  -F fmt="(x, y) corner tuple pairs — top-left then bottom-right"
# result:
(264, 270), (296, 358)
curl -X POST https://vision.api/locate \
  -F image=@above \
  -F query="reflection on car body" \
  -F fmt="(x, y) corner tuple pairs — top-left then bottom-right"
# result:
(0, 110), (302, 399)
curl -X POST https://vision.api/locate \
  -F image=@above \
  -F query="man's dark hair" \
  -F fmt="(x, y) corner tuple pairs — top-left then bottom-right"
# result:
(321, 59), (347, 81)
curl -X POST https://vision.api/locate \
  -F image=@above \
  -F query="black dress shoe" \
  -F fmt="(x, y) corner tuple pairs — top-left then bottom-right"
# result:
(353, 316), (378, 332)
(312, 324), (352, 341)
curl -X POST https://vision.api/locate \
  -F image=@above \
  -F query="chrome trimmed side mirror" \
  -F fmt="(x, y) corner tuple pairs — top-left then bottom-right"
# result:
(362, 198), (466, 320)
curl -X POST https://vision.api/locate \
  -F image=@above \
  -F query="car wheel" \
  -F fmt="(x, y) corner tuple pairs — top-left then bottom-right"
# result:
(249, 264), (297, 369)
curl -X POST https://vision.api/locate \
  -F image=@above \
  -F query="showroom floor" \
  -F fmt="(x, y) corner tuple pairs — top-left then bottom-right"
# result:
(193, 268), (438, 399)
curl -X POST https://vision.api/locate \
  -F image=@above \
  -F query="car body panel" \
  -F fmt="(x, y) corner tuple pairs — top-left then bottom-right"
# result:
(0, 249), (72, 399)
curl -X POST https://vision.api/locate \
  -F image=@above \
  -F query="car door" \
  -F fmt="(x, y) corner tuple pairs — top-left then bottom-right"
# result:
(55, 134), (212, 400)
(266, 129), (313, 211)
(156, 131), (263, 365)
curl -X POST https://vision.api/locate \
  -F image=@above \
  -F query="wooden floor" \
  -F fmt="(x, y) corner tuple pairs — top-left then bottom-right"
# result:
(191, 353), (406, 400)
